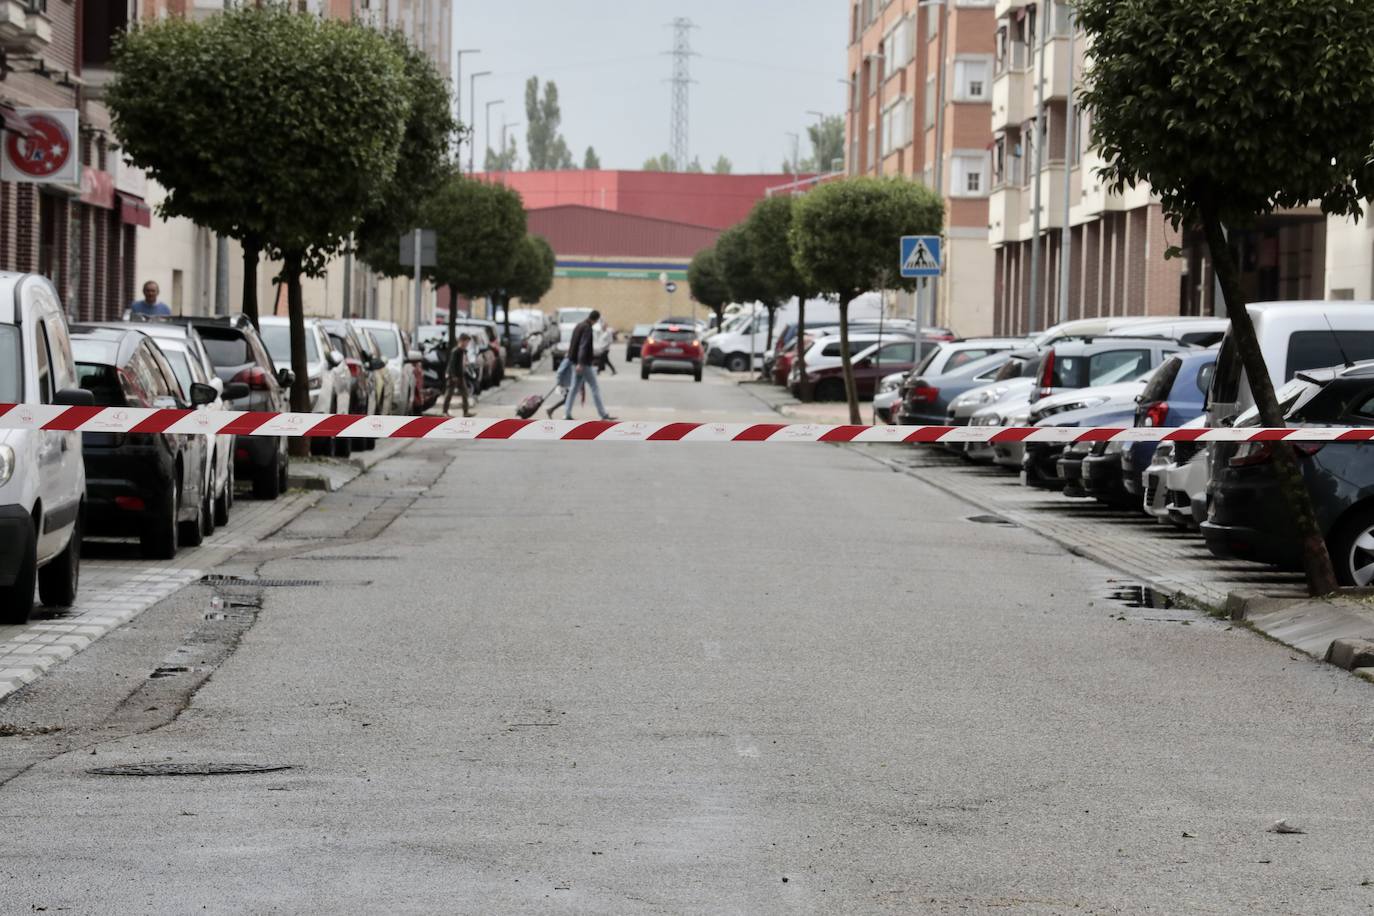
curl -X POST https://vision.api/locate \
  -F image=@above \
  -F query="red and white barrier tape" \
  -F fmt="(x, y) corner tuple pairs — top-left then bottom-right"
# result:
(3, 404), (1372, 444)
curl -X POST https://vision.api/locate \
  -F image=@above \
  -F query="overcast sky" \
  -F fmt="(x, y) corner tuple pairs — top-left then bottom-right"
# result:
(454, 0), (849, 173)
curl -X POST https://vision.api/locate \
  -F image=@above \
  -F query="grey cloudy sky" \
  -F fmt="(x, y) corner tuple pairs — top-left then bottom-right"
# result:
(454, 0), (849, 173)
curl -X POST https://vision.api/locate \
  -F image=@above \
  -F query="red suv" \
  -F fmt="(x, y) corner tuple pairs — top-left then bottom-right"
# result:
(640, 323), (704, 382)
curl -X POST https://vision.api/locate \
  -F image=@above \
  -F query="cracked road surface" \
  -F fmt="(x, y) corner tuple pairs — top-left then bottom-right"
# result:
(2, 371), (1373, 914)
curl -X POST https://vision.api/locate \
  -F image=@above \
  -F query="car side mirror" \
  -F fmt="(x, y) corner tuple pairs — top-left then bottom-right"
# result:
(223, 382), (250, 400)
(369, 357), (386, 371)
(276, 367), (295, 387)
(54, 387), (94, 407)
(327, 349), (345, 369)
(190, 382), (218, 407)
(405, 350), (423, 363)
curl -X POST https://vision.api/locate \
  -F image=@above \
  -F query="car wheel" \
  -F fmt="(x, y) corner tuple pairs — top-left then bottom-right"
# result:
(38, 506), (81, 608)
(1329, 506), (1374, 588)
(693, 364), (703, 383)
(141, 477), (180, 560)
(0, 514), (36, 624)
(816, 378), (846, 402)
(724, 353), (750, 373)
(180, 477), (206, 548)
(279, 458), (290, 494)
(641, 361), (651, 380)
(254, 458), (281, 500)
(214, 462), (232, 526)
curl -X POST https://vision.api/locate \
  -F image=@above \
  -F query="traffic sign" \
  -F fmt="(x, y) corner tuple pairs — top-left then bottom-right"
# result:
(398, 229), (436, 267)
(665, 281), (678, 294)
(900, 235), (942, 278)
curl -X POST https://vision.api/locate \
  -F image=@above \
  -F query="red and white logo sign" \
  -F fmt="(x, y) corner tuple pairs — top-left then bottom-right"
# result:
(2, 109), (79, 185)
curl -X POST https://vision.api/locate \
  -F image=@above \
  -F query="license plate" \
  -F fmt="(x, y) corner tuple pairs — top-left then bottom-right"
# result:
(663, 348), (683, 356)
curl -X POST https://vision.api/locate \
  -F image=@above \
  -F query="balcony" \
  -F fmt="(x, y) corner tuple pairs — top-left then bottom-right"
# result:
(0, 0), (50, 53)
(991, 67), (1026, 132)
(1038, 34), (1077, 102)
(995, 0), (1033, 19)
(988, 184), (1023, 246)
(1016, 164), (1068, 236)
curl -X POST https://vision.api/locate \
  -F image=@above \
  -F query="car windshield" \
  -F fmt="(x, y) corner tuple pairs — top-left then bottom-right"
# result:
(199, 332), (253, 368)
(71, 339), (120, 366)
(0, 326), (19, 402)
(1233, 378), (1322, 427)
(161, 348), (194, 396)
(652, 327), (697, 342)
(1052, 349), (1151, 389)
(260, 324), (318, 363)
(559, 309), (592, 324)
(372, 330), (401, 359)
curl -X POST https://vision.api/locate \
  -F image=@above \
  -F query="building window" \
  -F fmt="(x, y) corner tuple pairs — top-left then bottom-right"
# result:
(1071, 105), (1084, 166)
(881, 96), (913, 157)
(83, 1), (129, 68)
(953, 57), (991, 101)
(924, 76), (936, 129)
(993, 136), (1007, 187)
(882, 16), (915, 79)
(952, 153), (989, 197)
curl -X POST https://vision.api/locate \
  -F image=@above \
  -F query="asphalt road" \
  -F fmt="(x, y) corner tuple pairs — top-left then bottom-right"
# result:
(2, 367), (1374, 914)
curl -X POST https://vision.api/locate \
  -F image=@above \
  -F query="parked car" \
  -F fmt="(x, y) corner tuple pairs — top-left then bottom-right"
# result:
(640, 323), (704, 381)
(551, 308), (594, 368)
(175, 315), (292, 499)
(352, 318), (420, 415)
(873, 372), (908, 424)
(119, 321), (240, 528)
(1117, 350), (1218, 501)
(626, 324), (653, 362)
(320, 318), (385, 451)
(71, 325), (218, 560)
(258, 316), (353, 457)
(897, 348), (1022, 426)
(1022, 380), (1148, 490)
(1203, 362), (1374, 585)
(499, 318), (540, 368)
(0, 273), (90, 624)
(355, 327), (395, 417)
(453, 321), (504, 387)
(1104, 317), (1230, 348)
(796, 337), (924, 402)
(787, 331), (915, 397)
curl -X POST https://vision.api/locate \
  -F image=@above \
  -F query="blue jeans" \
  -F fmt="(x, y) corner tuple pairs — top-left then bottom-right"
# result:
(565, 365), (609, 420)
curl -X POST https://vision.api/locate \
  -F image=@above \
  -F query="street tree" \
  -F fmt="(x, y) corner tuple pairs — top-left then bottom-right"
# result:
(424, 174), (527, 356)
(584, 147), (601, 170)
(484, 138), (519, 172)
(111, 5), (410, 436)
(791, 177), (942, 423)
(712, 155), (733, 175)
(504, 235), (556, 345)
(354, 31), (457, 285)
(525, 78), (575, 170)
(716, 223), (777, 373)
(687, 247), (730, 333)
(1077, 0), (1374, 596)
(745, 195), (818, 398)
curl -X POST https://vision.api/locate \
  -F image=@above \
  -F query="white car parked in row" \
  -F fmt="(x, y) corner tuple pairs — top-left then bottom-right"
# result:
(352, 318), (419, 416)
(0, 273), (90, 624)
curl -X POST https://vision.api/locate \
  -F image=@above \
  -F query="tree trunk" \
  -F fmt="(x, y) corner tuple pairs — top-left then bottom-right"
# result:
(241, 238), (260, 330)
(764, 306), (777, 379)
(837, 293), (861, 425)
(1199, 204), (1338, 596)
(503, 293), (512, 368)
(283, 251), (311, 459)
(796, 295), (810, 402)
(447, 287), (460, 389)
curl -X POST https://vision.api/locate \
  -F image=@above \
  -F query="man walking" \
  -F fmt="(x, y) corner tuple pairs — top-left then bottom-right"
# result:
(564, 309), (615, 421)
(443, 332), (475, 417)
(130, 281), (171, 318)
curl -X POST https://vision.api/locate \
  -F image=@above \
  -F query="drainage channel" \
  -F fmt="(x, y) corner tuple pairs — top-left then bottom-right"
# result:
(89, 762), (294, 777)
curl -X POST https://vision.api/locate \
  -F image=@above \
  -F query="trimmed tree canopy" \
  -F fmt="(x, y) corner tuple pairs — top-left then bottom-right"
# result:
(714, 225), (772, 306)
(1078, 0), (1374, 228)
(427, 175), (527, 297)
(688, 247), (729, 310)
(509, 235), (556, 305)
(790, 176), (943, 300)
(745, 195), (815, 302)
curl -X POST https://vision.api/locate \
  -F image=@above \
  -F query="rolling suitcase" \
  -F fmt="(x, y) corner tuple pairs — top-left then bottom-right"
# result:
(516, 383), (561, 419)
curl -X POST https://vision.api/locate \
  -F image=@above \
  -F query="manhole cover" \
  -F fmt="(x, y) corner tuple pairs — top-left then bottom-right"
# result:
(199, 575), (322, 588)
(967, 514), (1017, 527)
(88, 762), (294, 777)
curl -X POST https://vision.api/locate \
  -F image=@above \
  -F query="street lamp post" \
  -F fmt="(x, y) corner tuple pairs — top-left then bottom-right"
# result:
(454, 49), (479, 161)
(484, 99), (504, 173)
(468, 70), (492, 174)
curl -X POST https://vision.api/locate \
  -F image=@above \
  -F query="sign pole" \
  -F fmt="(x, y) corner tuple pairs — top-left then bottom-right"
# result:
(412, 228), (423, 332)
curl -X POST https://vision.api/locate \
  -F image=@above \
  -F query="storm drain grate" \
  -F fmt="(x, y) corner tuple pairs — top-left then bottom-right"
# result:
(199, 575), (322, 588)
(88, 762), (295, 777)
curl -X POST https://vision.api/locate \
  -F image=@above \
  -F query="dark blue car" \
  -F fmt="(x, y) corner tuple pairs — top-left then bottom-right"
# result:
(1117, 351), (1217, 498)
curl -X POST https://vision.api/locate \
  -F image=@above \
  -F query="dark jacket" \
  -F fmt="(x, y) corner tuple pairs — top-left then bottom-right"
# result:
(569, 319), (596, 367)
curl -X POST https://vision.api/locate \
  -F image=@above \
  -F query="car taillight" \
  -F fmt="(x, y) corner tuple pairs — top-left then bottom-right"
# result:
(231, 366), (271, 390)
(1037, 351), (1056, 400)
(1140, 401), (1169, 428)
(115, 496), (145, 512)
(1229, 440), (1325, 467)
(346, 359), (362, 378)
(909, 384), (939, 404)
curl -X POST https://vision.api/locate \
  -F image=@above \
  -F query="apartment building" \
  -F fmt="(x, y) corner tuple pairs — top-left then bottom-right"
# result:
(989, 0), (1328, 335)
(845, 0), (997, 336)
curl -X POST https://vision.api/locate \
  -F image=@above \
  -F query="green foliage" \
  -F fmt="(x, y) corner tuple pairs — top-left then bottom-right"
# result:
(715, 225), (773, 305)
(686, 156), (704, 174)
(583, 147), (601, 170)
(508, 235), (556, 305)
(354, 31), (456, 278)
(790, 176), (943, 300)
(1077, 0), (1374, 228)
(484, 138), (520, 172)
(744, 195), (815, 303)
(687, 247), (730, 309)
(525, 77), (575, 170)
(643, 153), (675, 172)
(425, 174), (527, 297)
(805, 115), (844, 173)
(712, 155), (733, 175)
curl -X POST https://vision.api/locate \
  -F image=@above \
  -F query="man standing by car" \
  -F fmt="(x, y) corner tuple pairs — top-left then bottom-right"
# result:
(130, 281), (172, 318)
(565, 310), (615, 421)
(443, 332), (475, 417)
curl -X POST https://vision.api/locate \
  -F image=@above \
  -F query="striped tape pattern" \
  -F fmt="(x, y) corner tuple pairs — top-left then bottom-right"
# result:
(2, 404), (1372, 444)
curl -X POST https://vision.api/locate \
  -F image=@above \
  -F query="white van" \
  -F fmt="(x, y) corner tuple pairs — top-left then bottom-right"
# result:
(1207, 301), (1374, 424)
(0, 273), (89, 624)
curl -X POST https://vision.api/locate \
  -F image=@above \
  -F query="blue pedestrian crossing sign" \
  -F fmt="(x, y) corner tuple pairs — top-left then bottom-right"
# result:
(900, 235), (943, 278)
